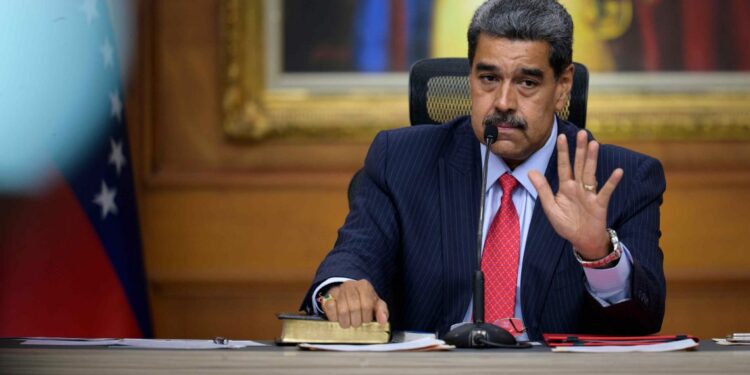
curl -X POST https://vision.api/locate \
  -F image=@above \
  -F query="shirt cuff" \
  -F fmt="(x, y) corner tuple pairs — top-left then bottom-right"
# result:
(311, 277), (353, 314)
(583, 243), (633, 307)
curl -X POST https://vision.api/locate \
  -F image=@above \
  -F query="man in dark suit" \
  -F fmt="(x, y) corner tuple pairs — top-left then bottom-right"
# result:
(302, 0), (665, 341)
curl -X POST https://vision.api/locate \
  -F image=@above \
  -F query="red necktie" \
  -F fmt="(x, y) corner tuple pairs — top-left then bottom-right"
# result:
(481, 173), (520, 324)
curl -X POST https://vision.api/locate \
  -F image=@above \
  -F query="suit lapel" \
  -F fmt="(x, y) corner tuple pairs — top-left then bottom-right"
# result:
(438, 118), (481, 330)
(520, 121), (579, 334)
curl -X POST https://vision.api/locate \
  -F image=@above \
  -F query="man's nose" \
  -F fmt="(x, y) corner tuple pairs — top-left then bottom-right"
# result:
(493, 82), (517, 113)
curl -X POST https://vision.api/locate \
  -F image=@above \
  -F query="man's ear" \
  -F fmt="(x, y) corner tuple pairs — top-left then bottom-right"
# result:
(554, 64), (574, 112)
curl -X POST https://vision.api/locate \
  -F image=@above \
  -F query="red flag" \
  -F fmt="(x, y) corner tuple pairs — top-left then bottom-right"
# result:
(0, 0), (151, 338)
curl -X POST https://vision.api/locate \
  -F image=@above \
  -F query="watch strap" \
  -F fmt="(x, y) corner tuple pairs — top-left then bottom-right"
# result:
(574, 228), (622, 268)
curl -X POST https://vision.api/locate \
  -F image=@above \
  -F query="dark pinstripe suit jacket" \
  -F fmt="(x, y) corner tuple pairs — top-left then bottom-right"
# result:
(302, 116), (666, 341)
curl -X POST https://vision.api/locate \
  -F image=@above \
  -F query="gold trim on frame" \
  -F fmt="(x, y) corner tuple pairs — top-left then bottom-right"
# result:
(588, 92), (750, 141)
(222, 0), (271, 139)
(222, 0), (750, 142)
(222, 0), (406, 141)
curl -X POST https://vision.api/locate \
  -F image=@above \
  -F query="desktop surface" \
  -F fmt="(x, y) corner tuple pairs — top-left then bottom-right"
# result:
(1, 339), (750, 374)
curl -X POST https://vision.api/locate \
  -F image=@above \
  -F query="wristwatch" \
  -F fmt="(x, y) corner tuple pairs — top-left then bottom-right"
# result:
(574, 228), (622, 268)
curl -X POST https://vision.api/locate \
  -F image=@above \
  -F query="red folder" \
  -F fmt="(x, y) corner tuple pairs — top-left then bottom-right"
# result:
(543, 333), (699, 347)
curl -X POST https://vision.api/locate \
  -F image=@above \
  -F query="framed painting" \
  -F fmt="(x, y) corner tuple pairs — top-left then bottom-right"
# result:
(222, 0), (750, 141)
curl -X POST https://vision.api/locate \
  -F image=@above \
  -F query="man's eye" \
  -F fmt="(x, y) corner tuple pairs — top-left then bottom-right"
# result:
(479, 75), (497, 83)
(520, 79), (538, 88)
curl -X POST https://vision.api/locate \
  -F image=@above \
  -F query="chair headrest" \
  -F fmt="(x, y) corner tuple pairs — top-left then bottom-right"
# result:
(408, 58), (589, 129)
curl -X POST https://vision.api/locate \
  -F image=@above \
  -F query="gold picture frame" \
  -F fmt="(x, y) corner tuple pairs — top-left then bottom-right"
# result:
(222, 0), (750, 142)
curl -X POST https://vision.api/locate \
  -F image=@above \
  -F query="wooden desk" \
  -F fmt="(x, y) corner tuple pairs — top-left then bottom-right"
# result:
(2, 341), (749, 374)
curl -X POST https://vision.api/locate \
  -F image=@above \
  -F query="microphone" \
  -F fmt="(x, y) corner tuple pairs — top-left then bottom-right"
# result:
(442, 124), (529, 348)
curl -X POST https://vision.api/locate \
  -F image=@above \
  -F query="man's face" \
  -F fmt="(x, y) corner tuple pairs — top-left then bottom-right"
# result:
(470, 34), (572, 168)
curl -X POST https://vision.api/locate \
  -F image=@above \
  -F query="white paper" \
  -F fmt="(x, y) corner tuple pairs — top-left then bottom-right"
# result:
(551, 338), (698, 353)
(21, 338), (267, 349)
(390, 331), (436, 343)
(22, 339), (122, 346)
(119, 339), (266, 349)
(713, 338), (750, 346)
(299, 337), (453, 352)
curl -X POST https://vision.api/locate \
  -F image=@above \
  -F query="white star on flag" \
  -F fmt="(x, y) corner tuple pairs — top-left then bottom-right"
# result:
(108, 138), (127, 175)
(101, 39), (114, 68)
(109, 91), (123, 123)
(93, 180), (118, 219)
(80, 0), (99, 24)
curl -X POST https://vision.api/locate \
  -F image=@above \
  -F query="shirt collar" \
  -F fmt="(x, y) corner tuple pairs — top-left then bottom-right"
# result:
(480, 117), (558, 199)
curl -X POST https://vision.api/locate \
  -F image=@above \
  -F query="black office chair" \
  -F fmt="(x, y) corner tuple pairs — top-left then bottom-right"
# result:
(348, 58), (590, 206)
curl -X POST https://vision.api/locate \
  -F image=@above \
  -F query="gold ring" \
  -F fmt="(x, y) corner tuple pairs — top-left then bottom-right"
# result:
(318, 294), (334, 305)
(583, 183), (597, 192)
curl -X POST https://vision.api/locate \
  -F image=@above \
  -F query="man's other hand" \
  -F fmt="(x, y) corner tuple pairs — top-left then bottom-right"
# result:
(528, 130), (623, 260)
(320, 279), (389, 329)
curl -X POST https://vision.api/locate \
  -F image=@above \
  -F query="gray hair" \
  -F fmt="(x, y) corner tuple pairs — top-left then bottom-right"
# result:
(467, 0), (573, 78)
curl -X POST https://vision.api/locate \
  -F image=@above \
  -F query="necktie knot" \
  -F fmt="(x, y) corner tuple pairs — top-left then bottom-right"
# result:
(499, 173), (519, 196)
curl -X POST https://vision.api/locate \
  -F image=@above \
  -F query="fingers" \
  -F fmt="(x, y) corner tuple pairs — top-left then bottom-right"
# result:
(356, 280), (377, 325)
(581, 140), (599, 189)
(375, 299), (389, 326)
(569, 130), (600, 190)
(321, 286), (339, 322)
(597, 168), (624, 205)
(573, 130), (587, 183)
(343, 284), (361, 327)
(529, 170), (555, 208)
(323, 280), (387, 329)
(556, 134), (572, 182)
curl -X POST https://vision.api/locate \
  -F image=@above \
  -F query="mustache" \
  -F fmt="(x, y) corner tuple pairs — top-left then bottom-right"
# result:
(483, 112), (527, 130)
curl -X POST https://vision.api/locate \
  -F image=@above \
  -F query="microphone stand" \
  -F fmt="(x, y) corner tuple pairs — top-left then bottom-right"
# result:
(443, 125), (530, 349)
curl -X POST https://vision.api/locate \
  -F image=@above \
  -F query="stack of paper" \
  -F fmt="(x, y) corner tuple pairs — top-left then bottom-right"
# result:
(714, 333), (750, 346)
(551, 339), (698, 353)
(544, 334), (700, 353)
(21, 338), (266, 349)
(299, 336), (453, 352)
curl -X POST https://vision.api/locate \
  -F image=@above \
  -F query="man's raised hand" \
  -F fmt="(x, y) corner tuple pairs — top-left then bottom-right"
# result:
(528, 130), (623, 260)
